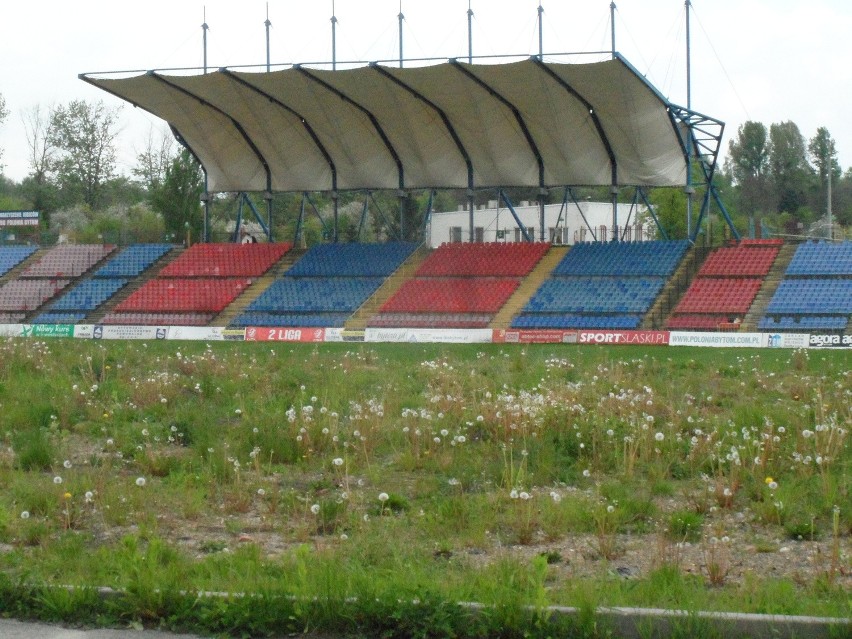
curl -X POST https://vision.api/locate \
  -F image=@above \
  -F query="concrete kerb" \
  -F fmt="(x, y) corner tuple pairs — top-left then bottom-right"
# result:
(36, 586), (850, 639)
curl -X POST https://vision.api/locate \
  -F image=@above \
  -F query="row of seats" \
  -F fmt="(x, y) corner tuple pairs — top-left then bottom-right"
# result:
(247, 278), (385, 313)
(21, 244), (115, 278)
(101, 312), (214, 326)
(697, 245), (779, 277)
(0, 246), (38, 277)
(673, 278), (763, 314)
(32, 312), (88, 324)
(666, 314), (736, 330)
(94, 244), (173, 278)
(785, 240), (852, 276)
(758, 315), (849, 331)
(666, 241), (778, 329)
(0, 279), (71, 311)
(512, 313), (642, 330)
(48, 278), (128, 312)
(368, 312), (492, 328)
(160, 243), (291, 278)
(116, 278), (251, 313)
(232, 312), (351, 328)
(765, 279), (852, 314)
(552, 240), (689, 277)
(415, 242), (550, 277)
(287, 242), (417, 277)
(523, 276), (664, 314)
(382, 277), (520, 314)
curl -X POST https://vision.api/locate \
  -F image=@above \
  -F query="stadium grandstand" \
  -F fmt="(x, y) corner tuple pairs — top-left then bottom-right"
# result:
(0, 6), (846, 339)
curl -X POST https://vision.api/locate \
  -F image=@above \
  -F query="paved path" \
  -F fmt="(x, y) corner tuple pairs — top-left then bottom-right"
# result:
(0, 619), (209, 639)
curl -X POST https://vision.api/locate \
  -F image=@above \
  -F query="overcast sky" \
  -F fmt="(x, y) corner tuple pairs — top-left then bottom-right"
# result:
(1, 0), (849, 183)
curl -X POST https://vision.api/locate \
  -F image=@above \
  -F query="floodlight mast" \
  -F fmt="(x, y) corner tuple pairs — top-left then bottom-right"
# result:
(468, 1), (473, 63)
(685, 0), (694, 239)
(265, 3), (271, 72)
(399, 2), (404, 68)
(202, 8), (210, 241)
(610, 3), (616, 59)
(331, 1), (338, 71)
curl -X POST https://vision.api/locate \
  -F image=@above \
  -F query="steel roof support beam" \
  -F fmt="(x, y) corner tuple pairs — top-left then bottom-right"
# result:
(296, 66), (405, 192)
(220, 70), (339, 196)
(369, 64), (476, 239)
(451, 59), (546, 241)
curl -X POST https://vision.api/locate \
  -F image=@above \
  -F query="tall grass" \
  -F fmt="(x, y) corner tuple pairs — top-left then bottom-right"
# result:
(0, 339), (848, 631)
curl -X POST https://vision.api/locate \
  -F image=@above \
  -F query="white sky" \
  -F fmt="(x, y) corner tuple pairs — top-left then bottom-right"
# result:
(0, 0), (849, 183)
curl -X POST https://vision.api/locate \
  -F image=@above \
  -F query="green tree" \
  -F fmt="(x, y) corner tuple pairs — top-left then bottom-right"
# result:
(22, 104), (60, 223)
(726, 121), (771, 216)
(49, 100), (122, 210)
(0, 92), (8, 171)
(768, 121), (812, 215)
(808, 126), (840, 218)
(150, 149), (204, 241)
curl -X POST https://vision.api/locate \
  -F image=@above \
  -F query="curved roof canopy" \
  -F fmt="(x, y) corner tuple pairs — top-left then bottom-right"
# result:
(83, 56), (698, 194)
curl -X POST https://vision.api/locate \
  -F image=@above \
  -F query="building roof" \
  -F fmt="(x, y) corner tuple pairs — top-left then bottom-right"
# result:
(83, 56), (700, 194)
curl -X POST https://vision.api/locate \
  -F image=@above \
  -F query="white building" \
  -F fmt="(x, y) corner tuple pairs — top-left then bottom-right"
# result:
(426, 200), (652, 247)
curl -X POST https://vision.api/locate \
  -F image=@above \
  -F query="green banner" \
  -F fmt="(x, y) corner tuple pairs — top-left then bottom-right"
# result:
(21, 324), (75, 338)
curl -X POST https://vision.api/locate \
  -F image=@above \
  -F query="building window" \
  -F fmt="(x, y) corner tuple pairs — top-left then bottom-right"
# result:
(474, 227), (484, 243)
(449, 226), (462, 243)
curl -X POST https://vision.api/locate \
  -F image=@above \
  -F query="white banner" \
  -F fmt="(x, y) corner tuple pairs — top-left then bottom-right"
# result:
(365, 328), (493, 343)
(166, 326), (231, 341)
(92, 325), (167, 340)
(767, 333), (809, 349)
(669, 332), (767, 348)
(74, 324), (95, 339)
(0, 324), (26, 337)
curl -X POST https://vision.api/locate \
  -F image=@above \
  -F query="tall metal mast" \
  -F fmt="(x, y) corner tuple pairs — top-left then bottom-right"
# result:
(398, 1), (404, 68)
(331, 1), (338, 70)
(265, 3), (271, 72)
(537, 2), (544, 59)
(467, 1), (473, 63)
(202, 7), (209, 74)
(610, 2), (616, 58)
(685, 0), (694, 239)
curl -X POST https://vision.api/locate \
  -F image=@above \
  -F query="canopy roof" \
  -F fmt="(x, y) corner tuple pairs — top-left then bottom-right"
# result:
(83, 56), (701, 194)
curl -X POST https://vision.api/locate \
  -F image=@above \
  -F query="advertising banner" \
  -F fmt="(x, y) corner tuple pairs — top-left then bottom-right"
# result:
(21, 324), (75, 338)
(492, 329), (579, 344)
(244, 327), (326, 342)
(766, 333), (809, 349)
(669, 332), (766, 348)
(577, 330), (670, 346)
(167, 326), (236, 341)
(0, 324), (25, 337)
(74, 324), (95, 339)
(808, 334), (852, 348)
(365, 328), (493, 343)
(0, 210), (39, 226)
(93, 325), (166, 340)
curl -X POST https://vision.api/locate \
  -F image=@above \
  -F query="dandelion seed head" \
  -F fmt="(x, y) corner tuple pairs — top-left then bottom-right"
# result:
(135, 477), (146, 487)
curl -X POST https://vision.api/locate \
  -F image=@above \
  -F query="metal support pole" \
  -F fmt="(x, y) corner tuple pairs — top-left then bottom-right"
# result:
(332, 190), (339, 242)
(538, 187), (547, 242)
(331, 1), (337, 71)
(265, 191), (273, 241)
(610, 185), (619, 241)
(202, 9), (209, 74)
(265, 4), (271, 72)
(467, 189), (475, 242)
(827, 157), (833, 240)
(201, 188), (210, 243)
(467, 1), (473, 63)
(398, 2), (404, 68)
(685, 0), (693, 239)
(398, 190), (406, 240)
(610, 2), (616, 58)
(537, 3), (544, 59)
